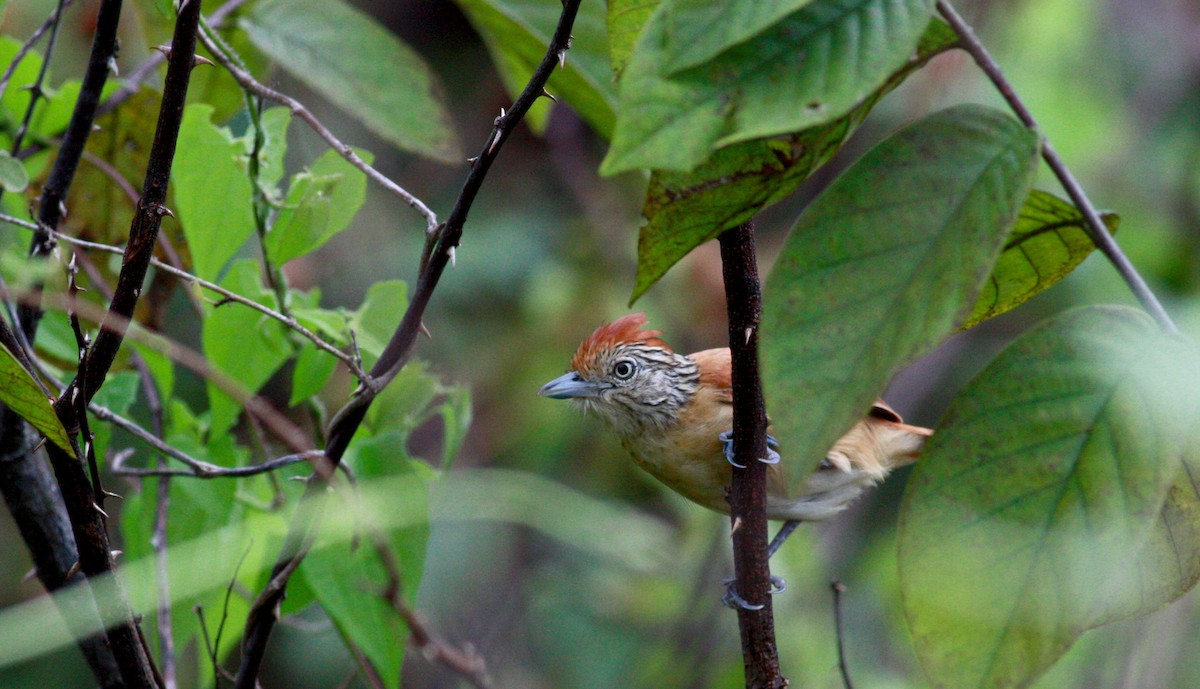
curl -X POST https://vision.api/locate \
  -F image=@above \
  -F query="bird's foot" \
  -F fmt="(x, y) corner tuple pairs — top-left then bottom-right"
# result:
(719, 431), (782, 468)
(720, 575), (788, 610)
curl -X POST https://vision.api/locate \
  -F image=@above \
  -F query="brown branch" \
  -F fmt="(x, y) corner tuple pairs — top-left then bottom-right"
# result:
(718, 220), (786, 688)
(936, 0), (1177, 333)
(233, 2), (582, 686)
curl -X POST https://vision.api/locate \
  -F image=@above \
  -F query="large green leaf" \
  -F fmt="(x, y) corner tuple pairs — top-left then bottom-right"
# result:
(963, 189), (1118, 330)
(631, 20), (959, 303)
(240, 0), (461, 163)
(173, 104), (257, 282)
(201, 261), (292, 437)
(762, 105), (1039, 483)
(900, 306), (1200, 689)
(264, 148), (371, 265)
(600, 0), (936, 174)
(454, 0), (615, 137)
(0, 342), (71, 453)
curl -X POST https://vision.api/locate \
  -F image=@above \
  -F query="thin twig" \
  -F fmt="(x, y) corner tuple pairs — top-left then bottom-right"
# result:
(0, 215), (368, 381)
(936, 0), (1178, 333)
(830, 580), (854, 689)
(0, 0), (76, 98)
(196, 26), (439, 233)
(371, 535), (492, 689)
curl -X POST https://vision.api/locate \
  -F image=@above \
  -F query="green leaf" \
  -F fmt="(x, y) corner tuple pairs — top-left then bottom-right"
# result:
(0, 150), (28, 192)
(290, 343), (337, 406)
(762, 105), (1039, 483)
(658, 0), (811, 73)
(349, 280), (408, 367)
(899, 306), (1200, 689)
(201, 261), (292, 437)
(254, 106), (292, 190)
(303, 434), (434, 688)
(631, 19), (959, 302)
(963, 189), (1119, 330)
(601, 0), (936, 174)
(453, 0), (616, 137)
(173, 104), (257, 282)
(438, 385), (472, 470)
(241, 0), (461, 163)
(0, 342), (71, 453)
(607, 0), (657, 78)
(264, 148), (370, 264)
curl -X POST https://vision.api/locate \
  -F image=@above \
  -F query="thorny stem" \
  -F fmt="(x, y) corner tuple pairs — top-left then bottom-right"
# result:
(937, 0), (1178, 333)
(233, 2), (582, 687)
(718, 220), (786, 689)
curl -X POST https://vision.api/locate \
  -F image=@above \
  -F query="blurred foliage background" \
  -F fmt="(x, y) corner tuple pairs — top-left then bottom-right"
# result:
(1, 0), (1199, 687)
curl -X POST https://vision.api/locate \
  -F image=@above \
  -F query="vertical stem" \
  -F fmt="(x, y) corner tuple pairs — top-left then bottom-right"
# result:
(717, 221), (787, 689)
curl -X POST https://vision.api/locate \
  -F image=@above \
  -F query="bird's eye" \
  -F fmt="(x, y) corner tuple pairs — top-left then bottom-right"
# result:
(612, 359), (637, 380)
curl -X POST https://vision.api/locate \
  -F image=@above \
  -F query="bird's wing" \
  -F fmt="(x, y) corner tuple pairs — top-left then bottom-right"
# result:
(689, 347), (733, 404)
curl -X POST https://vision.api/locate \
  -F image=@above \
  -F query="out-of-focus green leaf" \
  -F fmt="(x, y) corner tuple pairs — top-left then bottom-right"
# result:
(241, 0), (461, 163)
(0, 468), (673, 670)
(290, 342), (337, 406)
(763, 105), (1039, 483)
(264, 149), (370, 264)
(453, 0), (615, 137)
(607, 0), (657, 78)
(304, 432), (435, 688)
(202, 261), (291, 437)
(630, 20), (959, 302)
(601, 0), (936, 174)
(0, 150), (28, 192)
(255, 107), (292, 190)
(350, 280), (408, 367)
(900, 306), (1200, 689)
(173, 104), (257, 282)
(438, 385), (472, 470)
(366, 360), (439, 435)
(963, 189), (1119, 330)
(0, 342), (71, 452)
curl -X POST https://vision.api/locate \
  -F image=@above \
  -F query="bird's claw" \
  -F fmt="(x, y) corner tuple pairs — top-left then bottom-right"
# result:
(719, 431), (746, 468)
(720, 575), (788, 610)
(719, 431), (782, 467)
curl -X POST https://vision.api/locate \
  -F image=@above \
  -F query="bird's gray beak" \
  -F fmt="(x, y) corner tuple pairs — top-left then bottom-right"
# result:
(538, 372), (605, 399)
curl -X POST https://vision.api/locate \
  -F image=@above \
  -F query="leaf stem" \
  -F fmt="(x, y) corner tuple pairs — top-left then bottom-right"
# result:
(936, 0), (1178, 333)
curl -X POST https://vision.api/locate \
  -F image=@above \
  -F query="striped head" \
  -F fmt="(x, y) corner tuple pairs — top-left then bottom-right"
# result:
(539, 314), (700, 435)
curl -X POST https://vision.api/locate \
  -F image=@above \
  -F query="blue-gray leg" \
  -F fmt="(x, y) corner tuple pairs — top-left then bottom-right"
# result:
(719, 431), (781, 468)
(721, 519), (802, 610)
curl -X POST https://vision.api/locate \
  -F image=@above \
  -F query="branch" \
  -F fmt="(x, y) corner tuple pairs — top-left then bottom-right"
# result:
(936, 0), (1178, 333)
(0, 0), (76, 99)
(3, 221), (368, 381)
(196, 25), (439, 233)
(233, 2), (582, 686)
(830, 580), (854, 689)
(717, 220), (786, 688)
(97, 0), (251, 116)
(17, 0), (125, 340)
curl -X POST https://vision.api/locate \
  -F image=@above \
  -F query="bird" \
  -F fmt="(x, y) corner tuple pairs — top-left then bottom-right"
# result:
(539, 313), (932, 597)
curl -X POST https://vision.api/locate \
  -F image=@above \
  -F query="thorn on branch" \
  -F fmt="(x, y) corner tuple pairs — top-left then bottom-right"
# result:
(539, 87), (557, 102)
(93, 501), (110, 519)
(192, 55), (215, 69)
